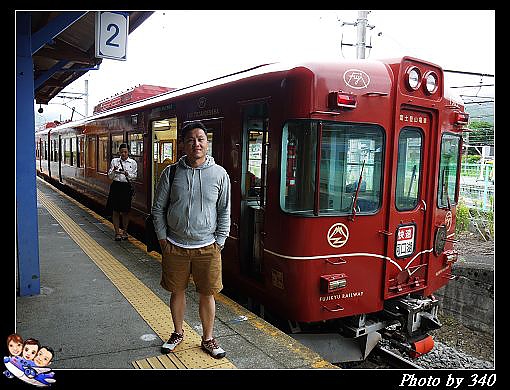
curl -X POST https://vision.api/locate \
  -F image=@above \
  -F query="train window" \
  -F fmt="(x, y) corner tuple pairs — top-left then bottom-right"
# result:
(128, 132), (143, 181)
(128, 132), (143, 157)
(281, 120), (383, 215)
(281, 120), (317, 213)
(395, 128), (423, 211)
(247, 129), (264, 198)
(207, 132), (214, 157)
(77, 136), (84, 168)
(63, 137), (72, 166)
(86, 136), (97, 170)
(437, 133), (461, 208)
(72, 137), (77, 166)
(98, 135), (109, 173)
(111, 133), (124, 157)
(52, 139), (58, 162)
(319, 122), (383, 215)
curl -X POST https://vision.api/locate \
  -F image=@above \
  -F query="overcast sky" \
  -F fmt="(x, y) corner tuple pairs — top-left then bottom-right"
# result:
(36, 10), (495, 122)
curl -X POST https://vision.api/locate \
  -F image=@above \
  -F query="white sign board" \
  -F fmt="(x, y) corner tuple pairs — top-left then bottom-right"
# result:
(95, 11), (129, 61)
(395, 225), (415, 258)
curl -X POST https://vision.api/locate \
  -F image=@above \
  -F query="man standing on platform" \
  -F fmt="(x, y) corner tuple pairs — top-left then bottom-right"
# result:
(152, 120), (231, 359)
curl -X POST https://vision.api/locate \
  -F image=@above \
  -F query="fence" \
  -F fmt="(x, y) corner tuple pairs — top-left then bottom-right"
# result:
(459, 162), (494, 212)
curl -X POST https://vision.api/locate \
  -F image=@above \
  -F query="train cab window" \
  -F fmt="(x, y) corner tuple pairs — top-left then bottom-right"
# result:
(281, 120), (383, 215)
(98, 135), (109, 173)
(437, 133), (461, 208)
(395, 128), (423, 211)
(319, 122), (383, 215)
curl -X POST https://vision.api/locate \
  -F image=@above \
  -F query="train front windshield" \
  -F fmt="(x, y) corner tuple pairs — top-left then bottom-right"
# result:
(280, 120), (384, 216)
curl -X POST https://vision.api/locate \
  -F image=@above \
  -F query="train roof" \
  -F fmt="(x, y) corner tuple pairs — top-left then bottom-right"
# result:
(41, 56), (457, 132)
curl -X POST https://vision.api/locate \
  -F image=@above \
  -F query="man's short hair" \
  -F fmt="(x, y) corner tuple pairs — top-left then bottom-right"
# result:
(180, 121), (208, 140)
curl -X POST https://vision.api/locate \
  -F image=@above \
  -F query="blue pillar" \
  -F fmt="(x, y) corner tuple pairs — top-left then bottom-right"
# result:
(16, 11), (40, 296)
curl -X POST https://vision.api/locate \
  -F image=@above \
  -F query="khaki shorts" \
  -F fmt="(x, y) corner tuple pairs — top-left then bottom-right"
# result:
(160, 242), (223, 295)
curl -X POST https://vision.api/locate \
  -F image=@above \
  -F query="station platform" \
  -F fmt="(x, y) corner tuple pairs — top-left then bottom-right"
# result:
(15, 178), (337, 374)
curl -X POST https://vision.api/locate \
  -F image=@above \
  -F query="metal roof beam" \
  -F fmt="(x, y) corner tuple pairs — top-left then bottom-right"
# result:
(34, 59), (69, 90)
(31, 11), (88, 55)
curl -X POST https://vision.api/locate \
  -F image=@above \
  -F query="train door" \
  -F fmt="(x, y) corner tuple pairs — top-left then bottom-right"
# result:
(150, 118), (178, 204)
(239, 102), (268, 280)
(383, 109), (433, 299)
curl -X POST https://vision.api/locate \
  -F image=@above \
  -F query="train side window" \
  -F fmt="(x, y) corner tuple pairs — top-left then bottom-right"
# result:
(77, 136), (84, 168)
(128, 132), (143, 181)
(128, 132), (143, 157)
(111, 133), (124, 157)
(72, 137), (78, 166)
(395, 128), (423, 211)
(280, 120), (317, 213)
(63, 137), (72, 166)
(437, 133), (461, 209)
(86, 136), (97, 170)
(98, 135), (109, 173)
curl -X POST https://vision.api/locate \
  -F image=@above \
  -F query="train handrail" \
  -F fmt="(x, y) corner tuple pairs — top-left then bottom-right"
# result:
(325, 258), (347, 265)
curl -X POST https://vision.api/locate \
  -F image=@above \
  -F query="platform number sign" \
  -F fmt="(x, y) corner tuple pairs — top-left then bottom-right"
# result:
(95, 11), (129, 61)
(395, 224), (416, 258)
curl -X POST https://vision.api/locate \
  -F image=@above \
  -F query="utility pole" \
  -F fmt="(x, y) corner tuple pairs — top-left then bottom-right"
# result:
(84, 79), (89, 117)
(340, 10), (375, 59)
(356, 11), (370, 59)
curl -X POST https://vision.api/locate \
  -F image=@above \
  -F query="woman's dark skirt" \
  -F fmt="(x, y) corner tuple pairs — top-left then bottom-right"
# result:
(106, 180), (133, 213)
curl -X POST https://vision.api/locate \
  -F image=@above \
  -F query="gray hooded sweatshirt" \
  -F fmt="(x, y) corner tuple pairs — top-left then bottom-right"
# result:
(151, 155), (231, 247)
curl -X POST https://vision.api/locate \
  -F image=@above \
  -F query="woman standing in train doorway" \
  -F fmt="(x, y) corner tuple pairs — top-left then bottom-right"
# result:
(106, 143), (138, 241)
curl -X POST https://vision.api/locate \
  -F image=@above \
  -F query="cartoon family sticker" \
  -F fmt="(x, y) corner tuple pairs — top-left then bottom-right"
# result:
(3, 333), (56, 387)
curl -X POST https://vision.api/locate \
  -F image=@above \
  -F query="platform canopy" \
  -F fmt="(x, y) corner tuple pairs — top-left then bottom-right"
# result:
(32, 11), (153, 105)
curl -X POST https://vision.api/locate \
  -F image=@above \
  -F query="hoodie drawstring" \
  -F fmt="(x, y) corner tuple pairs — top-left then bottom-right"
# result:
(199, 169), (203, 213)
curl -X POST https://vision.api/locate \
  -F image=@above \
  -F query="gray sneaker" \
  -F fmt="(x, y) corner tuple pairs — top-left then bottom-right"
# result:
(161, 331), (184, 354)
(201, 337), (226, 359)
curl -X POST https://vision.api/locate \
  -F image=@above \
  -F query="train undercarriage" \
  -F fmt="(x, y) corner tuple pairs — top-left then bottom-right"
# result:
(268, 294), (441, 363)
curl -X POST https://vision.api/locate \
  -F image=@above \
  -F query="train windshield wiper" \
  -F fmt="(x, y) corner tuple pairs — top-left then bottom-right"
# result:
(349, 160), (365, 221)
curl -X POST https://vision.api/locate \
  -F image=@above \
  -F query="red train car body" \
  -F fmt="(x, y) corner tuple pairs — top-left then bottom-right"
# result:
(36, 57), (467, 362)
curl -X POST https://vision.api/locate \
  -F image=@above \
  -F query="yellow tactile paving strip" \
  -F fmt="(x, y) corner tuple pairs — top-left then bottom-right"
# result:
(36, 178), (337, 369)
(37, 189), (233, 369)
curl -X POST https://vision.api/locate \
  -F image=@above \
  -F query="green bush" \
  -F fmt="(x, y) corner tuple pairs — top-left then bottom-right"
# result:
(455, 200), (471, 233)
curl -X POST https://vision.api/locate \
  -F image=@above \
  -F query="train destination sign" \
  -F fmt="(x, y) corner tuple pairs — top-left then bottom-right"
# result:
(95, 11), (129, 61)
(395, 224), (416, 258)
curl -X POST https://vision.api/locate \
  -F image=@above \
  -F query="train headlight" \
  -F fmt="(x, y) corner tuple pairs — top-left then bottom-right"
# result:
(320, 274), (347, 293)
(405, 66), (421, 91)
(424, 71), (439, 95)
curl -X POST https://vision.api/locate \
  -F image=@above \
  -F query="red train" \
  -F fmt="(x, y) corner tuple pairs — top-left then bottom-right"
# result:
(36, 57), (467, 362)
